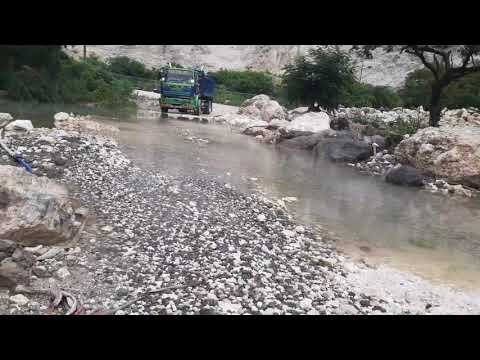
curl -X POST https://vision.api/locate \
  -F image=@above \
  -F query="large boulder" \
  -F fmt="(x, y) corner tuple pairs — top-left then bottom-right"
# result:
(5, 120), (34, 132)
(288, 107), (309, 121)
(385, 164), (424, 187)
(0, 165), (87, 246)
(395, 126), (480, 189)
(324, 140), (373, 162)
(216, 113), (268, 131)
(314, 134), (372, 162)
(286, 112), (331, 133)
(268, 119), (290, 130)
(278, 129), (347, 150)
(238, 95), (288, 123)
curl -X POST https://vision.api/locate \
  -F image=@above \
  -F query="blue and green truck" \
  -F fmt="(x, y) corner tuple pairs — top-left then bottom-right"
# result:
(157, 66), (216, 115)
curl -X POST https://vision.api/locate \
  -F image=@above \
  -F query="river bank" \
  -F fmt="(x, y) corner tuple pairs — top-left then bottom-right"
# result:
(2, 112), (480, 315)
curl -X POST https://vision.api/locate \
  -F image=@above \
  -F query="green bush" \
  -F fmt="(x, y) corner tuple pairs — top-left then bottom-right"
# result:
(209, 69), (274, 96)
(399, 68), (480, 109)
(107, 56), (157, 79)
(2, 47), (137, 110)
(342, 83), (402, 109)
(214, 85), (252, 106)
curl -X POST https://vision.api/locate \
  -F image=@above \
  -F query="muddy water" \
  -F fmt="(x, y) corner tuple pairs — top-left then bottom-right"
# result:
(113, 113), (480, 291)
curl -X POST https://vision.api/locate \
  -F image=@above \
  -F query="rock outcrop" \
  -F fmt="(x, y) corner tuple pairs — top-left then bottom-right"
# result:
(395, 126), (480, 189)
(385, 165), (425, 187)
(321, 139), (373, 163)
(238, 95), (288, 123)
(286, 112), (331, 133)
(0, 165), (87, 246)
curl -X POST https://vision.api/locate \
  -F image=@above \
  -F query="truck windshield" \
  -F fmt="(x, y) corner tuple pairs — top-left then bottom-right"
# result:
(166, 71), (193, 83)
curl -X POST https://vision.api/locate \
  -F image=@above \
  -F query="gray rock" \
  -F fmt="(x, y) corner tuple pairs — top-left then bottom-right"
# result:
(316, 139), (373, 163)
(56, 267), (71, 279)
(0, 239), (16, 254)
(385, 165), (424, 187)
(0, 258), (29, 288)
(330, 117), (350, 131)
(32, 265), (50, 278)
(0, 165), (85, 246)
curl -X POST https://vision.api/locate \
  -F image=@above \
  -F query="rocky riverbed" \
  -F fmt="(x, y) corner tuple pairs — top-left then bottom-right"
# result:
(2, 113), (480, 315)
(209, 95), (480, 199)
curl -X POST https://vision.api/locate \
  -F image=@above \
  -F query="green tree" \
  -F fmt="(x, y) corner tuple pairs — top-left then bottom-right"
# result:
(209, 69), (274, 95)
(282, 47), (356, 110)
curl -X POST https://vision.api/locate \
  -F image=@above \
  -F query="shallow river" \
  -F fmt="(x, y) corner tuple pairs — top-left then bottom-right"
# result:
(11, 99), (480, 292)
(112, 113), (480, 291)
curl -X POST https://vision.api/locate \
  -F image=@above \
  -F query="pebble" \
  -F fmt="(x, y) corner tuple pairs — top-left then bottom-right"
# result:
(282, 230), (295, 238)
(257, 214), (266, 222)
(294, 226), (305, 234)
(101, 225), (113, 233)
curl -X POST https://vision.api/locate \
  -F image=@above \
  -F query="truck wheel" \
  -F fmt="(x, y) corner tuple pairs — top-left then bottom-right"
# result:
(202, 100), (212, 115)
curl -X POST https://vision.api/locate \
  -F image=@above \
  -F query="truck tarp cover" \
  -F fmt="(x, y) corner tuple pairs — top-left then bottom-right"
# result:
(200, 77), (216, 98)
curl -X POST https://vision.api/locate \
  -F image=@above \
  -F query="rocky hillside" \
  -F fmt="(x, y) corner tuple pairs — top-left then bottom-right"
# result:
(66, 45), (422, 88)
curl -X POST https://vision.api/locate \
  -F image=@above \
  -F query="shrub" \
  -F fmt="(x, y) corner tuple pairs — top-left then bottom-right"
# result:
(282, 47), (356, 110)
(210, 69), (275, 96)
(107, 56), (157, 79)
(3, 47), (137, 110)
(342, 83), (402, 109)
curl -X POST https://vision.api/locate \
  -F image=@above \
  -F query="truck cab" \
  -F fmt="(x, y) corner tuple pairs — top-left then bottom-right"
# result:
(159, 66), (215, 115)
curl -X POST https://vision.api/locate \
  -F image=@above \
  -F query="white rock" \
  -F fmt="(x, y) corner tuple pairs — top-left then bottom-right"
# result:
(282, 230), (295, 238)
(286, 112), (331, 133)
(218, 300), (243, 314)
(10, 294), (29, 306)
(101, 225), (113, 233)
(54, 112), (70, 122)
(56, 267), (71, 279)
(299, 298), (313, 310)
(257, 214), (266, 222)
(6, 120), (34, 131)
